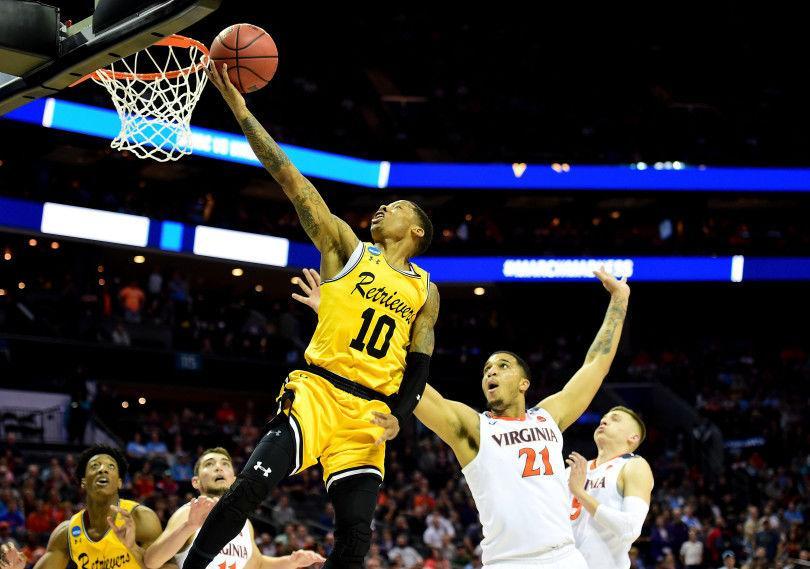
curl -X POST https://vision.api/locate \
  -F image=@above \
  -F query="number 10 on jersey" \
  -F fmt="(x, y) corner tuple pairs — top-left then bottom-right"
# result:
(349, 308), (396, 359)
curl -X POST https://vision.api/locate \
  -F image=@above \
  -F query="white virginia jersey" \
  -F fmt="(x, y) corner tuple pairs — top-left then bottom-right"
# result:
(462, 407), (574, 565)
(568, 454), (640, 569)
(175, 520), (253, 569)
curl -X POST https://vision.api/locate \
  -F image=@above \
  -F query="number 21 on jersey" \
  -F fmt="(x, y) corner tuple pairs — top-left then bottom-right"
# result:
(519, 447), (554, 477)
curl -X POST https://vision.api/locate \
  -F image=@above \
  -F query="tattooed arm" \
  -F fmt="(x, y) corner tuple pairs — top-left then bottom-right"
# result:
(206, 63), (359, 268)
(535, 268), (630, 431)
(370, 282), (440, 443)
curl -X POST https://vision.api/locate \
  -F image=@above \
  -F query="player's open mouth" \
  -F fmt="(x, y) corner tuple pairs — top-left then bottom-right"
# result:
(214, 476), (226, 482)
(372, 212), (384, 222)
(96, 477), (109, 487)
(487, 381), (499, 393)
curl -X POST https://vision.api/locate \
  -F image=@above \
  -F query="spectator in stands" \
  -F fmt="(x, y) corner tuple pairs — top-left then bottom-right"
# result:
(0, 461), (14, 485)
(271, 496), (296, 528)
(428, 548), (452, 569)
(256, 532), (275, 557)
(147, 267), (163, 296)
(388, 534), (423, 569)
(0, 521), (19, 549)
(783, 501), (804, 526)
(214, 401), (236, 425)
(133, 469), (156, 499)
(168, 272), (189, 303)
(680, 528), (704, 569)
(754, 519), (779, 563)
(145, 431), (169, 470)
(41, 459), (69, 488)
(119, 281), (145, 323)
(413, 479), (435, 511)
(423, 513), (454, 550)
(25, 499), (51, 536)
(170, 453), (193, 482)
(0, 496), (24, 534)
(720, 549), (738, 568)
(111, 321), (131, 346)
(126, 432), (148, 470)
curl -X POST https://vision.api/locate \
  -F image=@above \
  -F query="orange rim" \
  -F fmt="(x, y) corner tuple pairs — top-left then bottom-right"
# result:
(71, 35), (209, 86)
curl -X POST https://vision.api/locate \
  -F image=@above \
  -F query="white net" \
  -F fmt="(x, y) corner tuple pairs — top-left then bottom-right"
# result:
(91, 36), (209, 162)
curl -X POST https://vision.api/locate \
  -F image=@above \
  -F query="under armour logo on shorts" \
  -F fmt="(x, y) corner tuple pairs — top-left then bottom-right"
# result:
(253, 462), (272, 477)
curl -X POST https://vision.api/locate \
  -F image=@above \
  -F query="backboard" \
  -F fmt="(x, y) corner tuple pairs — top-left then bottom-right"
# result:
(0, 0), (221, 116)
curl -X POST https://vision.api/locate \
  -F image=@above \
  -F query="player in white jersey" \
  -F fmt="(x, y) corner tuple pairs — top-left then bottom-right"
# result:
(566, 407), (654, 569)
(143, 448), (323, 569)
(290, 266), (630, 568)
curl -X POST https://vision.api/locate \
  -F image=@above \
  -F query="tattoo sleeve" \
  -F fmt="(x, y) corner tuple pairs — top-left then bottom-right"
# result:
(584, 294), (628, 364)
(410, 284), (440, 355)
(237, 112), (331, 247)
(238, 114), (291, 174)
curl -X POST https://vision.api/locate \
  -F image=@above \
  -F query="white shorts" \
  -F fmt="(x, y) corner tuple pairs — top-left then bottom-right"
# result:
(483, 544), (588, 569)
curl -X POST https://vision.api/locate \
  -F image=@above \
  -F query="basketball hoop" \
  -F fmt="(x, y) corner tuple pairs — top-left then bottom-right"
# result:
(77, 35), (209, 162)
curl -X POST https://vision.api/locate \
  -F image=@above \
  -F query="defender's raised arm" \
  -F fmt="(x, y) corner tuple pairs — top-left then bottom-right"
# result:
(536, 268), (630, 431)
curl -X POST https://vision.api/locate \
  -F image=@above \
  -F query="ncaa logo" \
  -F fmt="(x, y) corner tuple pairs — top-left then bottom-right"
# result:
(368, 246), (381, 256)
(71, 526), (81, 538)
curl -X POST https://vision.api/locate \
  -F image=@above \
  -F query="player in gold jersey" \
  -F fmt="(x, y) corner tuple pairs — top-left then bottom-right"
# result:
(182, 64), (440, 569)
(0, 446), (170, 569)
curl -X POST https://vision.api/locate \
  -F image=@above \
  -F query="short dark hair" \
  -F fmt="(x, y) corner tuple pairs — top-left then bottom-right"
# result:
(407, 201), (433, 257)
(77, 445), (129, 480)
(609, 406), (647, 449)
(194, 447), (232, 477)
(487, 351), (531, 382)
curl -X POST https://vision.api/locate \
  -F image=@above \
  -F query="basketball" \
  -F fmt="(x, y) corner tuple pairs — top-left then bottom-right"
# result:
(209, 24), (278, 93)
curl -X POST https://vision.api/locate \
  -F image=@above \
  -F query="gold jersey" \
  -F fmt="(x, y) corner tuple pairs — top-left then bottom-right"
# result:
(67, 499), (142, 569)
(305, 242), (430, 395)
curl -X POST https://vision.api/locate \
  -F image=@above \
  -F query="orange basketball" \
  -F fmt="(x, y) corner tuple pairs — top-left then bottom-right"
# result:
(209, 24), (278, 93)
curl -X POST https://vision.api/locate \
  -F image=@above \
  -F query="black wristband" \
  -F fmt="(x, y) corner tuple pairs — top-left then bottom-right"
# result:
(391, 352), (431, 424)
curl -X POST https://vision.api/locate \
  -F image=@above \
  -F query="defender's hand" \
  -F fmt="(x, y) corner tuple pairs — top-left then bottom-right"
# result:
(593, 266), (630, 299)
(187, 496), (218, 530)
(565, 451), (588, 498)
(288, 550), (326, 567)
(0, 543), (27, 569)
(205, 62), (246, 112)
(108, 505), (137, 551)
(291, 268), (322, 314)
(370, 411), (400, 446)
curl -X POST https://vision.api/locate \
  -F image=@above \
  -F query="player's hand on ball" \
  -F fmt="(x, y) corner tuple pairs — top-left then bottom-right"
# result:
(291, 269), (322, 314)
(0, 542), (27, 569)
(593, 265), (630, 299)
(288, 549), (325, 567)
(205, 62), (245, 111)
(108, 505), (137, 551)
(565, 451), (588, 498)
(187, 496), (218, 530)
(370, 411), (400, 445)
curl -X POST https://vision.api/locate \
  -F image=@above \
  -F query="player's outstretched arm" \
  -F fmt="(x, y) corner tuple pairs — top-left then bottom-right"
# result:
(206, 63), (359, 264)
(414, 384), (481, 468)
(246, 523), (325, 569)
(144, 498), (217, 569)
(6, 522), (71, 569)
(535, 267), (630, 430)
